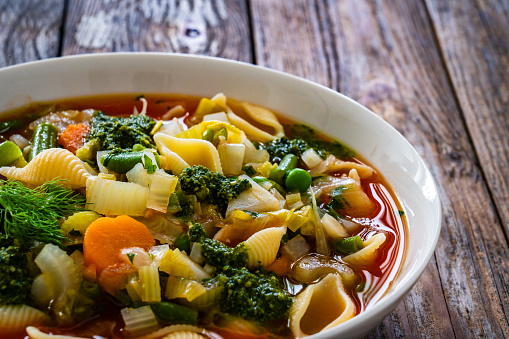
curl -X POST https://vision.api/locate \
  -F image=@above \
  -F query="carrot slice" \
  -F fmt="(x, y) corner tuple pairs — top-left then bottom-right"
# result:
(266, 256), (291, 276)
(59, 123), (90, 154)
(83, 215), (155, 274)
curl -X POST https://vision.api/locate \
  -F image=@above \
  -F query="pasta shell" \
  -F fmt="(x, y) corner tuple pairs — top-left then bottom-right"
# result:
(135, 325), (204, 339)
(289, 273), (355, 338)
(328, 159), (376, 179)
(177, 120), (244, 144)
(26, 326), (89, 339)
(0, 148), (92, 188)
(226, 110), (278, 143)
(154, 133), (222, 174)
(243, 226), (286, 269)
(240, 102), (285, 138)
(0, 305), (48, 336)
(343, 233), (386, 267)
(162, 331), (205, 339)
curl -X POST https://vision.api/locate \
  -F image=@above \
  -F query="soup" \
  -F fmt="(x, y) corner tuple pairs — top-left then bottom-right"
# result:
(0, 93), (406, 339)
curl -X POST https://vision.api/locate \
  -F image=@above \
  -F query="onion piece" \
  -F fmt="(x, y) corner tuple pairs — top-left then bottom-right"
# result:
(281, 235), (311, 261)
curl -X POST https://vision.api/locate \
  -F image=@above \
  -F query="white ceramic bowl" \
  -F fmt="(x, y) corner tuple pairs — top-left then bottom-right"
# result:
(0, 53), (441, 338)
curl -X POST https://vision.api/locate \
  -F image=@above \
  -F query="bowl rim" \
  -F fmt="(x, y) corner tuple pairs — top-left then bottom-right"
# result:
(0, 52), (442, 338)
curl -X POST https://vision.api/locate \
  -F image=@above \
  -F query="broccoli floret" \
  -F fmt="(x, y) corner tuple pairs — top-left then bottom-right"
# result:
(87, 111), (156, 151)
(179, 166), (251, 215)
(0, 235), (32, 305)
(190, 224), (292, 323)
(261, 124), (355, 163)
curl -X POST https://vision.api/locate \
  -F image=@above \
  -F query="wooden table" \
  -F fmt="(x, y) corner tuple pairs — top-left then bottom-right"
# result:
(1, 0), (508, 338)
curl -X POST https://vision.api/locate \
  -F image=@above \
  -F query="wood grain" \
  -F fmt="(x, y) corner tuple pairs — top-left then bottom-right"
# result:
(62, 0), (252, 62)
(425, 0), (509, 236)
(251, 0), (509, 337)
(0, 0), (64, 67)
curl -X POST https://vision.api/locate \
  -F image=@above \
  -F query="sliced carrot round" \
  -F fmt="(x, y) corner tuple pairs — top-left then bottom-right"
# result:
(83, 215), (155, 273)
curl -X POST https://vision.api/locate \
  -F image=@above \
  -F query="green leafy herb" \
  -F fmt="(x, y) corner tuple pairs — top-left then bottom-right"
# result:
(127, 253), (135, 264)
(0, 179), (86, 246)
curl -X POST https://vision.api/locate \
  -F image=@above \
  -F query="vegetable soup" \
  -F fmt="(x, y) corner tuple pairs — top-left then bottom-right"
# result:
(0, 93), (406, 339)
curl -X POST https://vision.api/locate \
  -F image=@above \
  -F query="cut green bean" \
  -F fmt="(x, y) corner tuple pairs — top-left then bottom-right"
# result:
(149, 301), (198, 325)
(101, 151), (161, 174)
(252, 176), (285, 195)
(284, 168), (311, 192)
(333, 236), (364, 255)
(29, 123), (58, 161)
(269, 154), (298, 185)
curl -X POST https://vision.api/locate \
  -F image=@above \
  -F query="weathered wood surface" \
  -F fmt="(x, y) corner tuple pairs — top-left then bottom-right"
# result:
(0, 0), (508, 338)
(0, 0), (64, 67)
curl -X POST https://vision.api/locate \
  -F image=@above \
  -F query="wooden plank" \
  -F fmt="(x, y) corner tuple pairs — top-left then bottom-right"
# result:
(425, 0), (509, 234)
(250, 0), (509, 337)
(0, 0), (65, 67)
(62, 0), (252, 62)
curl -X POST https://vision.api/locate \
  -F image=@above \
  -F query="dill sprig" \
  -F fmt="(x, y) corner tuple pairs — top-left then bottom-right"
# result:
(0, 179), (87, 247)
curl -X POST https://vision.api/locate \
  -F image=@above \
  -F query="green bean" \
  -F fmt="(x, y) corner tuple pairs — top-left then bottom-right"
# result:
(100, 151), (161, 174)
(149, 301), (198, 325)
(0, 119), (23, 133)
(29, 123), (58, 161)
(0, 141), (23, 166)
(333, 236), (364, 255)
(284, 168), (312, 192)
(80, 280), (102, 300)
(269, 154), (298, 185)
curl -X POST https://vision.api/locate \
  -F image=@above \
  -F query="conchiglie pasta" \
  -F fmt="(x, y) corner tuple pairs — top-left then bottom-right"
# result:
(0, 305), (49, 336)
(243, 226), (286, 269)
(135, 325), (204, 339)
(239, 102), (285, 138)
(343, 233), (387, 267)
(289, 273), (355, 338)
(0, 148), (92, 188)
(162, 331), (205, 339)
(154, 133), (222, 173)
(26, 327), (89, 339)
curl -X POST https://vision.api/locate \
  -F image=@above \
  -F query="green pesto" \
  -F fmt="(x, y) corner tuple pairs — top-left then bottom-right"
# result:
(189, 223), (248, 270)
(87, 111), (156, 151)
(0, 235), (32, 305)
(189, 224), (293, 324)
(173, 190), (194, 220)
(179, 165), (251, 215)
(261, 124), (355, 163)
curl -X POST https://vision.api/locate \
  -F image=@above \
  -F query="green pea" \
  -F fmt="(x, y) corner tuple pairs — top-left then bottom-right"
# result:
(285, 168), (312, 192)
(202, 128), (214, 142)
(269, 154), (298, 185)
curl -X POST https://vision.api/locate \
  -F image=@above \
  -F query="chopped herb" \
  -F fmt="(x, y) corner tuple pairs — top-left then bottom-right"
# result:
(127, 253), (135, 264)
(0, 179), (86, 246)
(398, 210), (405, 216)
